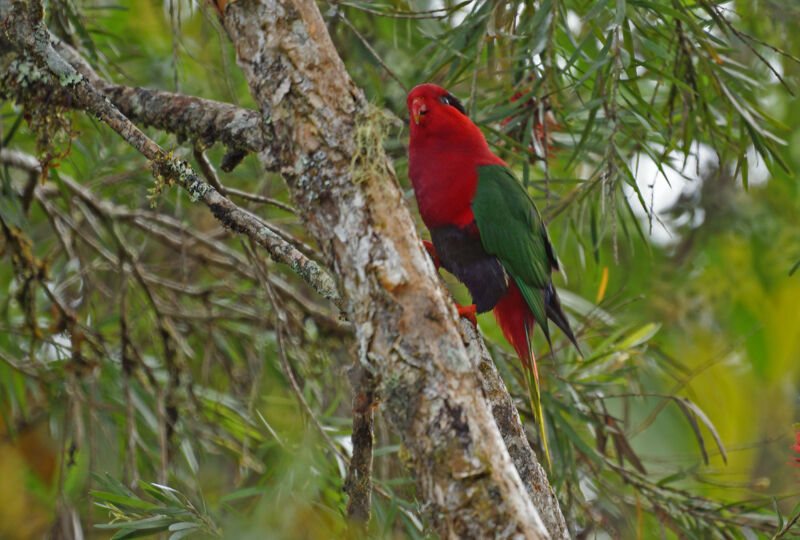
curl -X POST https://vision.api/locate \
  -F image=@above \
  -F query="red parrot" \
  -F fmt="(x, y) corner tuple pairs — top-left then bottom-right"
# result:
(407, 83), (579, 466)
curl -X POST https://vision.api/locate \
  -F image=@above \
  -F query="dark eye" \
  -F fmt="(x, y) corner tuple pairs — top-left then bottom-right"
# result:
(439, 93), (466, 115)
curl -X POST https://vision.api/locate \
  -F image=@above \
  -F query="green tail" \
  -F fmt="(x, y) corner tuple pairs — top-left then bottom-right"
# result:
(524, 365), (551, 470)
(523, 326), (551, 470)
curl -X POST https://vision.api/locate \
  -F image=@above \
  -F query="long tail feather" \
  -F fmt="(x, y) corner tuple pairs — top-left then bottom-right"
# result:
(524, 324), (551, 470)
(494, 282), (551, 468)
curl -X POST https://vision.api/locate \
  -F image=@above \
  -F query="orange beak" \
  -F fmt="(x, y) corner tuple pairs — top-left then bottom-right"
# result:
(411, 97), (427, 125)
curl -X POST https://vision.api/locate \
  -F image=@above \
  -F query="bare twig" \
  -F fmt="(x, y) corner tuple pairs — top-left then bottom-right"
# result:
(2, 149), (346, 337)
(223, 187), (298, 214)
(332, 8), (407, 92)
(704, 1), (795, 96)
(250, 242), (341, 455)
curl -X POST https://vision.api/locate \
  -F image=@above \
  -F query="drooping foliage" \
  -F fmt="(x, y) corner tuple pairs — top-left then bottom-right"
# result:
(0, 0), (799, 538)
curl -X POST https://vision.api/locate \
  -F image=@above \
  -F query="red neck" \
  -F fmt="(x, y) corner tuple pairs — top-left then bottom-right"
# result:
(409, 119), (504, 228)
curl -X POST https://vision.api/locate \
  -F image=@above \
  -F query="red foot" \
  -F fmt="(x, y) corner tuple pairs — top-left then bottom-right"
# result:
(211, 0), (227, 18)
(422, 240), (441, 269)
(457, 303), (478, 327)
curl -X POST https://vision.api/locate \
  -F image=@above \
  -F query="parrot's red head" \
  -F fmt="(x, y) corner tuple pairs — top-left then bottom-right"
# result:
(406, 84), (506, 228)
(407, 84), (468, 134)
(406, 84), (502, 168)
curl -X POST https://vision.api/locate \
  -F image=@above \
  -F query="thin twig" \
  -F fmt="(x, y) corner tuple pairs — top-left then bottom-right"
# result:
(0, 12), (343, 309)
(334, 8), (408, 92)
(250, 242), (341, 455)
(224, 186), (298, 214)
(705, 1), (795, 96)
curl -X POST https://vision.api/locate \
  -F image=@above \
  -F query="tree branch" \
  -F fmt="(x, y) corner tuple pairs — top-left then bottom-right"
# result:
(0, 30), (274, 171)
(344, 364), (376, 524)
(462, 320), (569, 538)
(0, 1), (343, 311)
(216, 0), (567, 536)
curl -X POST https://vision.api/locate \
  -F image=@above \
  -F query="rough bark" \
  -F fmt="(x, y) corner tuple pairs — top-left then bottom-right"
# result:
(344, 365), (375, 523)
(463, 321), (569, 538)
(0, 0), (569, 535)
(217, 0), (567, 537)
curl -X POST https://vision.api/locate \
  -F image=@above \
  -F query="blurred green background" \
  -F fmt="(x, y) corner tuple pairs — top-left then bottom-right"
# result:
(1, 0), (799, 538)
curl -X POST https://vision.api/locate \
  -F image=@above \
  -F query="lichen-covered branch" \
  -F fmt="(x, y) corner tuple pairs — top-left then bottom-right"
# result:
(0, 0), (342, 311)
(216, 0), (567, 537)
(53, 36), (276, 172)
(0, 32), (273, 171)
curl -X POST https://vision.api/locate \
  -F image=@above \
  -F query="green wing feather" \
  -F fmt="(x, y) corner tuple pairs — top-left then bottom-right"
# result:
(471, 164), (557, 337)
(472, 164), (564, 469)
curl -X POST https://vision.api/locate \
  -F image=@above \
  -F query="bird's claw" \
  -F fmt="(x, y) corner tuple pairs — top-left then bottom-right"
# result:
(457, 303), (478, 327)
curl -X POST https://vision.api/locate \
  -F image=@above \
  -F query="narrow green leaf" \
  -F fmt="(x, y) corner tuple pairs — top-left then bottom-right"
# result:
(573, 34), (613, 89)
(219, 486), (268, 503)
(617, 322), (660, 350)
(181, 439), (199, 475)
(140, 480), (181, 505)
(168, 522), (202, 532)
(554, 411), (603, 466)
(679, 398), (728, 464)
(90, 491), (160, 511)
(674, 399), (709, 465)
(528, 0), (553, 56)
(169, 529), (200, 540)
(97, 516), (174, 531)
(615, 0), (626, 26)
(773, 497), (784, 530)
(656, 464), (700, 486)
(582, 0), (610, 22)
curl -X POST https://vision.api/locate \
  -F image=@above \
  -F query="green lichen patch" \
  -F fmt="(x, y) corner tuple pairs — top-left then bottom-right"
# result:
(1, 56), (76, 184)
(58, 70), (83, 87)
(350, 103), (402, 184)
(147, 151), (178, 207)
(12, 59), (48, 86)
(148, 151), (211, 206)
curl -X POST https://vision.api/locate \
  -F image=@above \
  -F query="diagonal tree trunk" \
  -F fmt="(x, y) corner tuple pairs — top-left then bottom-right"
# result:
(216, 1), (567, 537)
(0, 0), (568, 535)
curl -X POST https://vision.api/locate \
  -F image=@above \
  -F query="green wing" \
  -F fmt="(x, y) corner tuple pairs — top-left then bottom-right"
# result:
(472, 163), (564, 468)
(471, 164), (558, 339)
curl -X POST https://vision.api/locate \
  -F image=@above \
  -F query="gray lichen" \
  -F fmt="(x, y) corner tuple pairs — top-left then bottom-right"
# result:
(12, 59), (48, 86)
(58, 70), (83, 87)
(187, 176), (212, 202)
